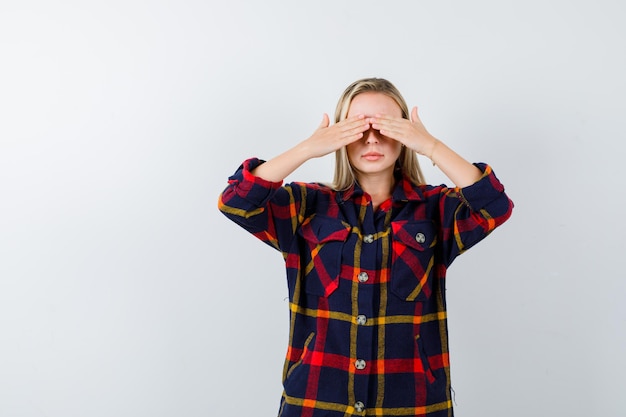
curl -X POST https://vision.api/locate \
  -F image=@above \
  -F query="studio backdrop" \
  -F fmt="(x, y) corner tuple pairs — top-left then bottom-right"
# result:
(1, 1), (624, 416)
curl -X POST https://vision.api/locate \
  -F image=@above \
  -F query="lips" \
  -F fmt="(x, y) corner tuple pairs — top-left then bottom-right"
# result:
(362, 151), (383, 161)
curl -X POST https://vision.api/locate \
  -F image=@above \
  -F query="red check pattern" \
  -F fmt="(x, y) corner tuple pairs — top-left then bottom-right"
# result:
(218, 158), (513, 417)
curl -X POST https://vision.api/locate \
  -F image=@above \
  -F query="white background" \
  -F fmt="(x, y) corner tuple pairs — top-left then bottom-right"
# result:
(1, 1), (625, 416)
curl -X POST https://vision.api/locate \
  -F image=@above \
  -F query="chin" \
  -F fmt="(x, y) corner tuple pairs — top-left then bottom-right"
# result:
(354, 164), (395, 176)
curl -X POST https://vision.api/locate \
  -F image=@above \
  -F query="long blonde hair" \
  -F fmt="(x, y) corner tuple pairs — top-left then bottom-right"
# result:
(332, 78), (425, 190)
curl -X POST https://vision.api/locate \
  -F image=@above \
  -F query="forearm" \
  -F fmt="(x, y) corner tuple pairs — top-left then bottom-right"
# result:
(250, 142), (311, 183)
(423, 138), (482, 188)
(250, 113), (370, 182)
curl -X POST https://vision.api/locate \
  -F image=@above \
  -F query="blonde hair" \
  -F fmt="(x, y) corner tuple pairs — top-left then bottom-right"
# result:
(332, 78), (425, 190)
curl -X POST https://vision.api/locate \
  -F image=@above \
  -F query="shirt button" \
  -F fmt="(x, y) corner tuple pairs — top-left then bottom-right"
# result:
(354, 401), (365, 412)
(355, 359), (366, 370)
(363, 234), (374, 243)
(356, 315), (367, 325)
(357, 272), (369, 283)
(415, 232), (426, 244)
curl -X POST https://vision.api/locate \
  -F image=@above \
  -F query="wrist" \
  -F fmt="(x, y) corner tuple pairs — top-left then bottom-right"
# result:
(294, 139), (317, 161)
(423, 137), (440, 165)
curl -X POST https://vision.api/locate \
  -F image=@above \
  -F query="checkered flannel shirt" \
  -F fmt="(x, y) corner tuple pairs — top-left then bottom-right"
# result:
(218, 158), (513, 417)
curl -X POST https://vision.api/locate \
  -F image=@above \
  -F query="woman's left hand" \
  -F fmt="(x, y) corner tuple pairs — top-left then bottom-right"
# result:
(372, 106), (483, 187)
(370, 106), (437, 157)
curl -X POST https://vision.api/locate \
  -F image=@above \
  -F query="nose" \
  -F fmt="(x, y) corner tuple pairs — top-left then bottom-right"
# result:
(364, 127), (380, 144)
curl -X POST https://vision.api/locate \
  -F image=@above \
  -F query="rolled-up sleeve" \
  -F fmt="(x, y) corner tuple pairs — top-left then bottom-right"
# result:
(218, 158), (303, 253)
(439, 163), (514, 264)
(223, 158), (282, 208)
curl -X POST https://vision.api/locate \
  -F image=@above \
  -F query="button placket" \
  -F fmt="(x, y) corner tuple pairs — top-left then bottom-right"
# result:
(355, 224), (376, 415)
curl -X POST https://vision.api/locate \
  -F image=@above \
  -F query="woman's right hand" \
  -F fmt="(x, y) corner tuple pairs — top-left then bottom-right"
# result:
(250, 114), (370, 183)
(299, 114), (370, 159)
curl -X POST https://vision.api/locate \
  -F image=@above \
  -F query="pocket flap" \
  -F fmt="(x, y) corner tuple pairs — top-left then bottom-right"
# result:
(391, 220), (436, 251)
(300, 215), (351, 244)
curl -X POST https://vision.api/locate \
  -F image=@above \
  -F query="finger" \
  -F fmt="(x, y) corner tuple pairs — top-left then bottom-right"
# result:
(345, 124), (370, 138)
(370, 113), (404, 129)
(370, 117), (401, 134)
(318, 113), (330, 129)
(410, 107), (421, 124)
(340, 131), (365, 146)
(371, 119), (408, 142)
(341, 114), (367, 127)
(340, 114), (370, 133)
(372, 113), (403, 121)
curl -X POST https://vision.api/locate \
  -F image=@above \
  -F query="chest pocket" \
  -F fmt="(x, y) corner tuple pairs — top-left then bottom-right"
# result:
(298, 215), (351, 297)
(390, 220), (437, 301)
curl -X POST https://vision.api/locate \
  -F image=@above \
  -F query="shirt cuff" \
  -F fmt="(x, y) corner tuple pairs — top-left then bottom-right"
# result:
(227, 158), (284, 205)
(458, 163), (507, 211)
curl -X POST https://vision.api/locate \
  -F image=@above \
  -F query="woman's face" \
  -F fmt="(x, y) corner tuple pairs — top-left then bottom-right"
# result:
(345, 92), (403, 179)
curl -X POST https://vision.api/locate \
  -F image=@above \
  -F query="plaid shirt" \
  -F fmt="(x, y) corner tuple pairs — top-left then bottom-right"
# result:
(218, 158), (513, 417)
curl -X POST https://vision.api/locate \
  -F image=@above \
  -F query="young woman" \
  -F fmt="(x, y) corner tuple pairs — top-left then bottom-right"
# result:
(218, 78), (513, 417)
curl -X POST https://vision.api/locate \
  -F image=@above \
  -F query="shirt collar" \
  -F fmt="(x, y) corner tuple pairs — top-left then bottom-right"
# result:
(391, 175), (426, 202)
(337, 175), (425, 204)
